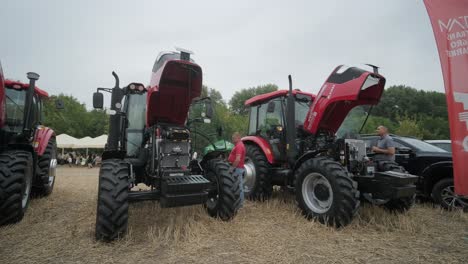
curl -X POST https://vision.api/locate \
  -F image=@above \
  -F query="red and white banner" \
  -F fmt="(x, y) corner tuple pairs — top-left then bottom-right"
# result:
(424, 0), (468, 195)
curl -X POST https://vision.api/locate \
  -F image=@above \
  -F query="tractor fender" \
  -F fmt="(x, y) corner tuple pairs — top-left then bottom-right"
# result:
(33, 126), (55, 156)
(420, 161), (453, 195)
(241, 136), (275, 164)
(292, 150), (323, 171)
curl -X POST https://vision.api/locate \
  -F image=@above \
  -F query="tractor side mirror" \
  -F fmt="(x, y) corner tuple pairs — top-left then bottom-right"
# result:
(93, 92), (104, 109)
(267, 101), (276, 113)
(55, 99), (64, 110)
(205, 101), (213, 119)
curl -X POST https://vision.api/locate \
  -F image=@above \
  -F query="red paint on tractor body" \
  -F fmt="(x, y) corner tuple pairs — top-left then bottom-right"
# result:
(4, 79), (49, 97)
(303, 66), (385, 135)
(33, 126), (55, 156)
(241, 136), (275, 164)
(245, 89), (315, 106)
(0, 61), (5, 128)
(146, 59), (202, 127)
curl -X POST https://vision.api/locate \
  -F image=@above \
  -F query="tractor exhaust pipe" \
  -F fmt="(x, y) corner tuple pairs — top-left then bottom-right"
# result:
(286, 75), (296, 166)
(23, 72), (40, 135)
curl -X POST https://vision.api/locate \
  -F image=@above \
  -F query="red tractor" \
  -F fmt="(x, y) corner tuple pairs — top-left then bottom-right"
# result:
(242, 66), (418, 227)
(0, 61), (58, 225)
(92, 49), (241, 241)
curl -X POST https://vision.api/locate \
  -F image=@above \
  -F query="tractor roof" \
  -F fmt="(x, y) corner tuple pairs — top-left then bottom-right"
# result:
(245, 90), (315, 106)
(5, 79), (49, 97)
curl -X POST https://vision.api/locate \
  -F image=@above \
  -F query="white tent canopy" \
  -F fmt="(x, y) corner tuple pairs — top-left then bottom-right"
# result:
(56, 134), (79, 148)
(73, 135), (107, 149)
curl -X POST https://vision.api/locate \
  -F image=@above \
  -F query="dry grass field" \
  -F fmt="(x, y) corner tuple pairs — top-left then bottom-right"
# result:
(0, 167), (467, 264)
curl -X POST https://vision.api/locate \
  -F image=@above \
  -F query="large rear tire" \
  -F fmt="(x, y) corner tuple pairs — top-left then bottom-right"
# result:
(205, 159), (241, 220)
(95, 159), (129, 241)
(32, 138), (57, 197)
(295, 157), (359, 227)
(0, 150), (33, 225)
(244, 144), (273, 201)
(379, 161), (415, 213)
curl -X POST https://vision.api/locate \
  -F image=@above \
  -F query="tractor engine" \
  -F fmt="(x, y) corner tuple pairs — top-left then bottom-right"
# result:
(156, 126), (191, 175)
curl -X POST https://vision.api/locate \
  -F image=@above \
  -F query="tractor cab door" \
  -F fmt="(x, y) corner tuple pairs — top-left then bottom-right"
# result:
(251, 98), (287, 162)
(123, 93), (147, 157)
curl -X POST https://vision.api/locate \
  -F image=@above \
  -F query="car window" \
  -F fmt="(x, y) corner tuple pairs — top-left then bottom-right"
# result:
(399, 137), (447, 152)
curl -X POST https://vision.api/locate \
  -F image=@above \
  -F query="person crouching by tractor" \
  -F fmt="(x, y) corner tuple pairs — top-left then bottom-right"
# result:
(228, 132), (246, 205)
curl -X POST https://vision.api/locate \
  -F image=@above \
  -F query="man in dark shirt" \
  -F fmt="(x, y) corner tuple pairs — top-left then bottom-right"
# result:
(372, 125), (396, 161)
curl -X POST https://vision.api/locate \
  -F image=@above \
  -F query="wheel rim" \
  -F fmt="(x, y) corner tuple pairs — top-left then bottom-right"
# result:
(206, 171), (219, 210)
(302, 173), (333, 214)
(243, 158), (256, 195)
(441, 185), (468, 209)
(22, 164), (32, 209)
(48, 147), (57, 187)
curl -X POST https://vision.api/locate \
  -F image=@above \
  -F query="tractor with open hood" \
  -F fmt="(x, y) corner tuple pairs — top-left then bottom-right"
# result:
(242, 65), (418, 227)
(92, 49), (241, 241)
(0, 61), (59, 225)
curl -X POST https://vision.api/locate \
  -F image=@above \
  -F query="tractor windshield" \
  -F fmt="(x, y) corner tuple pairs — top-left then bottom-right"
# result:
(294, 100), (310, 127)
(125, 93), (147, 156)
(5, 88), (26, 132)
(336, 105), (372, 138)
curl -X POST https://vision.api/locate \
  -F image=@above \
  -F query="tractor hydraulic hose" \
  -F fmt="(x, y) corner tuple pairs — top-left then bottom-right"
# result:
(358, 105), (373, 134)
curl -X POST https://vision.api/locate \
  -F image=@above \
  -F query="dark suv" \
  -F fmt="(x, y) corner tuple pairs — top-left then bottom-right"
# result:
(361, 134), (467, 210)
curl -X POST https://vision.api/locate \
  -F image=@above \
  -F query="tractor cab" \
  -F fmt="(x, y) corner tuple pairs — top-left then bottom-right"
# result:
(2, 79), (48, 137)
(244, 90), (315, 162)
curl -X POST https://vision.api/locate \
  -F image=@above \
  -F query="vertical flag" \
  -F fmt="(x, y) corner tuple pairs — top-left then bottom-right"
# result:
(424, 0), (468, 195)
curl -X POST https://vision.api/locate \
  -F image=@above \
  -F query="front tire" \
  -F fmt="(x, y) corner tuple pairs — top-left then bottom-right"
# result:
(295, 157), (359, 227)
(379, 161), (415, 213)
(244, 145), (273, 201)
(32, 138), (57, 196)
(95, 159), (129, 241)
(205, 159), (241, 221)
(432, 178), (468, 210)
(0, 150), (33, 225)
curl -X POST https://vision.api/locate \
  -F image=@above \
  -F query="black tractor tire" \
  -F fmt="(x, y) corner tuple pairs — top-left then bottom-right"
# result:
(204, 159), (241, 220)
(0, 150), (33, 225)
(295, 157), (359, 227)
(32, 138), (57, 197)
(432, 178), (468, 210)
(95, 159), (130, 242)
(244, 144), (273, 201)
(379, 161), (415, 213)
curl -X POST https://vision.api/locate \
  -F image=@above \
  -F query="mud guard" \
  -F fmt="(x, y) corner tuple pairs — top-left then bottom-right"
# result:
(33, 126), (55, 156)
(241, 136), (275, 164)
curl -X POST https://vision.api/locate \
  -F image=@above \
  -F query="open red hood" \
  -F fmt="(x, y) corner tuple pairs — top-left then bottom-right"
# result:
(146, 58), (202, 127)
(0, 61), (5, 128)
(303, 65), (386, 135)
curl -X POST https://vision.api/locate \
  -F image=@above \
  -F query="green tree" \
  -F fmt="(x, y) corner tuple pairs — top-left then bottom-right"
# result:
(43, 94), (108, 138)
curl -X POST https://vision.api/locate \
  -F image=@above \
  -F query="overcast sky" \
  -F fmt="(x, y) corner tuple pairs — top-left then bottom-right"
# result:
(0, 0), (444, 108)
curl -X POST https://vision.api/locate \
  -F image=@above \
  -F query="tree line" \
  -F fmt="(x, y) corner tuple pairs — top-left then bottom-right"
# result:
(43, 84), (450, 140)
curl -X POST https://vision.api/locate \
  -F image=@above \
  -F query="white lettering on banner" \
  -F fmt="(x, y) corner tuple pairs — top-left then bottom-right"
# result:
(454, 92), (468, 110)
(438, 15), (468, 58)
(459, 112), (468, 129)
(438, 16), (468, 32)
(463, 136), (468, 152)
